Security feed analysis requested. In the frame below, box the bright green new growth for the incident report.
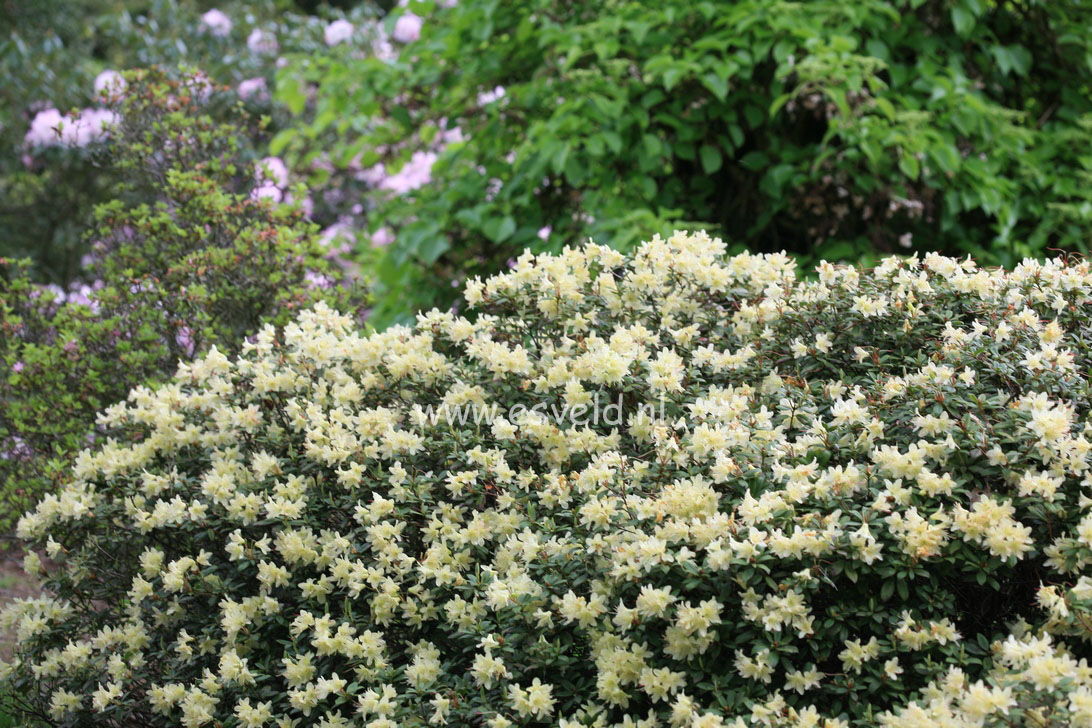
[0,68,363,541]
[4,232,1092,726]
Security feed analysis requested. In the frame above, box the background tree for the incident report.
[277,0,1092,325]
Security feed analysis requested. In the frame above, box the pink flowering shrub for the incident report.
[392,12,422,44]
[199,9,233,37]
[247,29,278,55]
[0,69,364,545]
[324,19,355,46]
[2,0,386,285]
[23,107,118,149]
[4,231,1092,726]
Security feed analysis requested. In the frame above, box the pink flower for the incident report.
[537,226,551,241]
[372,33,397,61]
[380,150,436,194]
[305,271,333,289]
[311,154,335,173]
[357,162,387,187]
[286,193,313,218]
[251,158,295,206]
[440,126,465,144]
[372,227,395,247]
[64,108,119,146]
[176,326,195,357]
[3,436,31,461]
[255,157,290,187]
[182,72,215,102]
[478,86,505,105]
[392,13,423,43]
[24,108,64,147]
[247,28,278,54]
[26,108,118,149]
[319,221,357,253]
[93,70,126,98]
[252,184,282,203]
[200,9,233,37]
[65,284,98,309]
[237,77,268,100]
[324,19,354,46]
[12,362,24,373]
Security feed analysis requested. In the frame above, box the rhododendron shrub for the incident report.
[6,231,1092,726]
[2,0,383,283]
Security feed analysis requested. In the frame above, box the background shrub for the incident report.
[0,68,365,543]
[4,232,1092,726]
[0,0,382,285]
[276,0,1092,326]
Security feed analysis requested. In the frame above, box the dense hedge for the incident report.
[3,231,1092,726]
[0,69,364,541]
[277,0,1092,325]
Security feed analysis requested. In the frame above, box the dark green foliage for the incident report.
[0,68,365,542]
[278,0,1092,326]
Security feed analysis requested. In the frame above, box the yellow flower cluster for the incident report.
[5,231,1092,726]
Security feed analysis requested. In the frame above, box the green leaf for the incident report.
[990,44,1032,77]
[641,89,666,109]
[873,97,896,121]
[399,222,442,263]
[417,235,450,264]
[663,66,686,91]
[551,143,571,175]
[454,206,485,229]
[699,144,723,174]
[642,134,662,158]
[761,164,795,196]
[930,143,961,175]
[702,72,728,102]
[280,80,307,115]
[743,104,763,129]
[728,124,744,148]
[898,153,920,180]
[769,93,792,117]
[880,580,895,601]
[739,151,768,171]
[269,129,296,156]
[482,216,517,243]
[951,5,975,37]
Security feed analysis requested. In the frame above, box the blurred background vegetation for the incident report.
[7,0,1092,315]
[277,0,1092,324]
[0,0,379,285]
[3,0,1092,548]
